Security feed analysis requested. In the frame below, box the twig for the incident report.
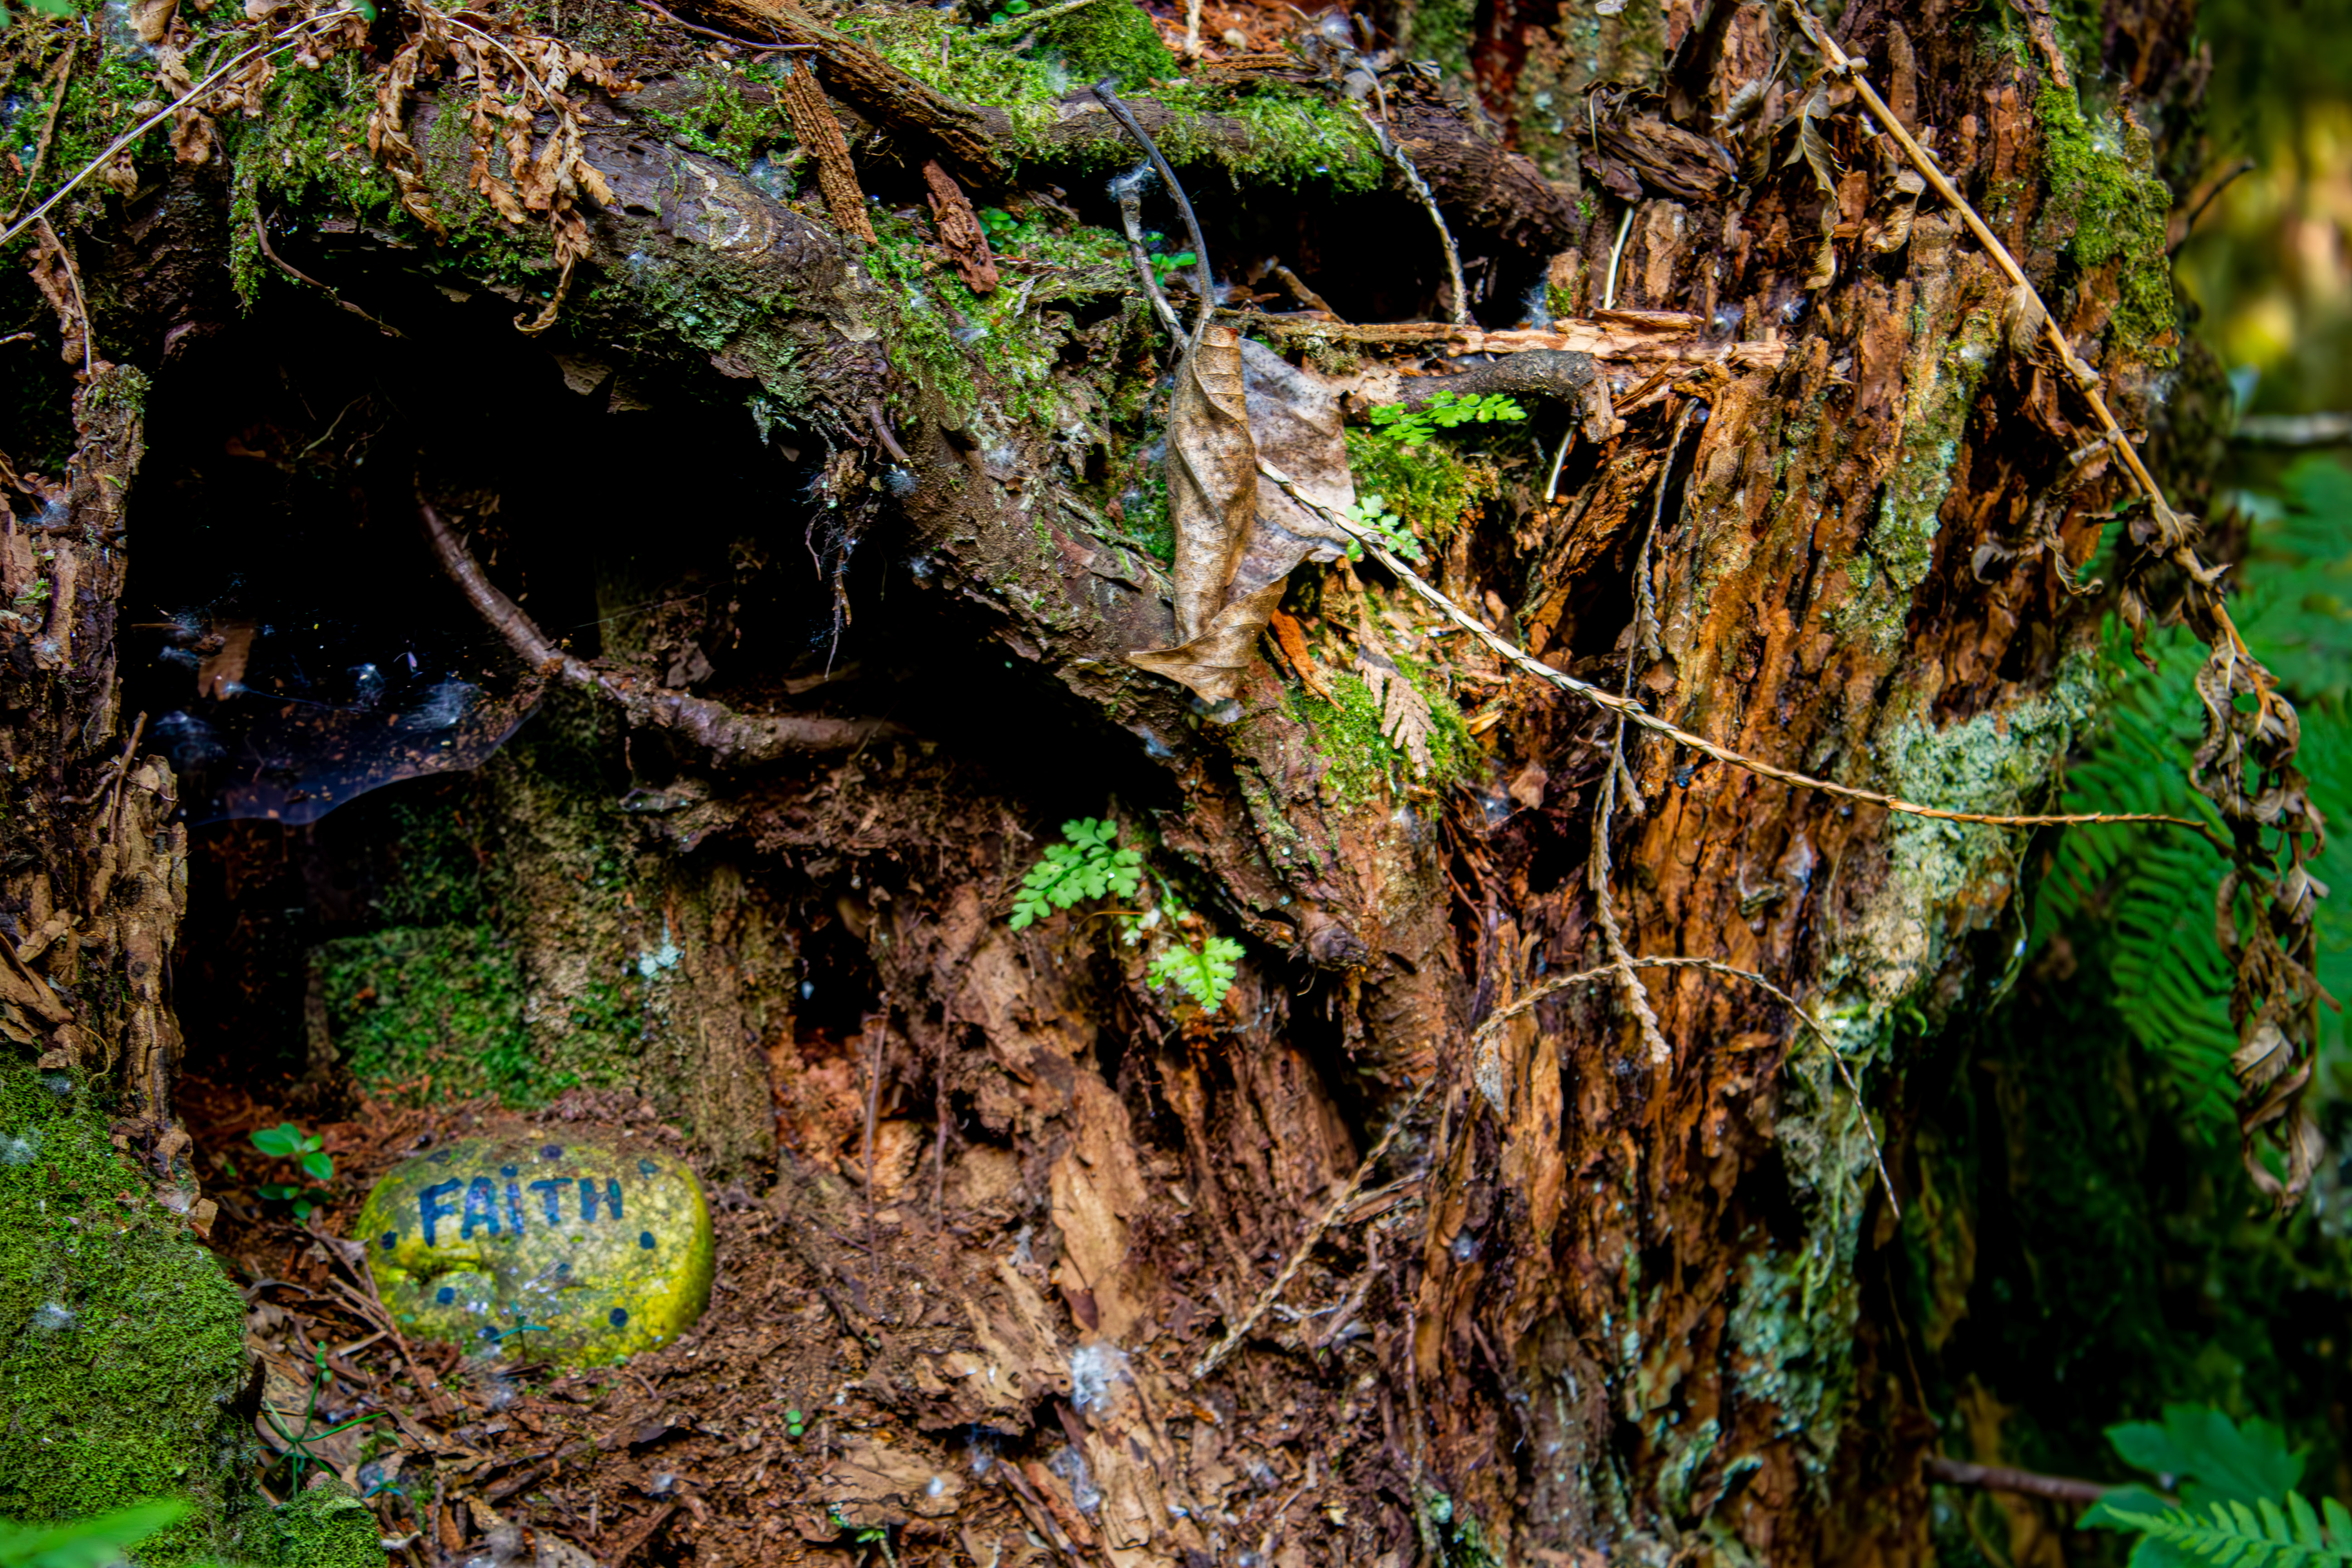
[1474,955,1897,1214]
[1355,107,1470,327]
[1602,206,1635,311]
[1183,0,1201,57]
[2232,412,2352,447]
[1257,459,2215,836]
[67,712,144,808]
[1925,1456,2113,1507]
[1192,1076,1434,1380]
[1109,176,1182,338]
[1092,80,1215,343]
[1587,402,1696,1067]
[38,218,92,380]
[4,40,78,228]
[2171,157,2256,255]
[0,10,361,253]
[979,0,1107,36]
[419,498,897,759]
[627,0,818,50]
[253,213,403,337]
[1542,424,1575,502]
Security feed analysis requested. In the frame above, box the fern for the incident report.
[1147,936,1244,1012]
[2098,1494,2352,1568]
[1009,818,1143,930]
[1365,391,1528,448]
[2037,458,2352,1135]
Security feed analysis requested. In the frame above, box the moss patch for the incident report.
[260,1485,384,1568]
[2035,83,2176,356]
[316,925,566,1105]
[0,1062,254,1564]
[1036,0,1176,90]
[1343,428,1505,546]
[1292,662,1469,807]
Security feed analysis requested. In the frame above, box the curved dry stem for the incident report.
[1261,460,2216,838]
[419,499,899,760]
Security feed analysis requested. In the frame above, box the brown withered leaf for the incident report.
[131,0,176,44]
[196,620,254,701]
[1353,614,1433,776]
[1127,337,1356,701]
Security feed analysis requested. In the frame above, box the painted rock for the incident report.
[354,1134,713,1364]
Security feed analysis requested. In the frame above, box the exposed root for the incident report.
[1356,107,1469,327]
[419,499,899,761]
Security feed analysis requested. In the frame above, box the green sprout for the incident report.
[1148,936,1245,1013]
[262,1347,387,1494]
[1010,818,1144,929]
[249,1121,334,1220]
[1342,493,1425,564]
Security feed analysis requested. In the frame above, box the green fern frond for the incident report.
[1009,818,1144,929]
[2100,1494,2352,1568]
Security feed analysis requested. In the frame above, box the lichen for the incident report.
[2034,82,2177,358]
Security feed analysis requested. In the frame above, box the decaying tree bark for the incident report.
[0,0,2230,1556]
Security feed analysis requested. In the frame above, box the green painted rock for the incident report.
[354,1134,712,1364]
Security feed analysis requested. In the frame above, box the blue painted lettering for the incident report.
[579,1177,624,1222]
[505,1180,525,1235]
[461,1176,501,1239]
[419,1181,463,1246]
[529,1178,567,1224]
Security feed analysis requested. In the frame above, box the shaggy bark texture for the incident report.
[0,0,2220,1558]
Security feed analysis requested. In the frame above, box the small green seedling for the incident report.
[262,1347,387,1493]
[1342,494,1424,564]
[1011,818,1144,929]
[1149,936,1245,1013]
[1366,390,1528,448]
[250,1121,334,1220]
[1150,249,1200,288]
[785,1407,806,1439]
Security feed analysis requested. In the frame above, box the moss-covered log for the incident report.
[0,0,2226,1558]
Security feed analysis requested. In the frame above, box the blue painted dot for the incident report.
[500,1165,518,1178]
[638,1159,657,1176]
[555,1261,571,1275]
[608,1308,629,1327]
[638,1231,655,1250]
[541,1145,563,1160]
[380,1232,396,1251]
[436,1286,455,1304]
[479,1326,499,1340]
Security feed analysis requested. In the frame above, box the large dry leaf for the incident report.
[1126,338,1354,701]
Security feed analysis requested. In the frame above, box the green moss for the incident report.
[1400,0,1475,81]
[853,10,1382,190]
[637,62,796,171]
[317,924,579,1105]
[259,1484,382,1568]
[0,1061,257,1565]
[2035,83,2177,357]
[1343,428,1505,545]
[1036,0,1176,90]
[1292,663,1469,806]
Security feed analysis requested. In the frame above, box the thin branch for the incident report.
[1588,402,1695,1068]
[2171,157,2256,255]
[1258,459,2217,837]
[1192,1075,1436,1380]
[1092,79,1215,343]
[2233,412,2352,447]
[4,40,78,228]
[253,213,403,337]
[418,498,898,760]
[1356,107,1470,327]
[627,0,818,51]
[1602,205,1636,311]
[39,218,92,380]
[0,11,360,254]
[1925,1456,2114,1507]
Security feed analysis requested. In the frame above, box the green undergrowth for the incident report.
[1344,428,1508,547]
[315,924,550,1104]
[0,1061,383,1565]
[636,60,797,172]
[848,6,1382,189]
[1293,662,1470,806]
[2035,81,2177,357]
